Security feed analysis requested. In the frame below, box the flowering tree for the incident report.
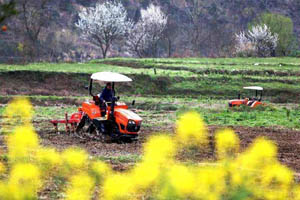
[235,31,256,57]
[76,1,132,58]
[235,24,278,57]
[127,4,167,58]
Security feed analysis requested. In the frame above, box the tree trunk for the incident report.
[102,50,107,59]
[168,37,172,57]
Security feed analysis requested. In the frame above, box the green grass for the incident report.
[96,154,142,164]
[0,63,194,77]
[1,57,300,130]
[1,97,300,129]
[93,57,300,65]
[176,105,300,129]
[1,57,299,74]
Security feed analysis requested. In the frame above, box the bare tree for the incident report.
[127,4,167,58]
[15,0,52,61]
[76,1,132,59]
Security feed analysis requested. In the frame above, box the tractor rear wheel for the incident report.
[75,115,87,133]
[75,115,94,138]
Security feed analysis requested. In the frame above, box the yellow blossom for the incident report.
[193,166,226,199]
[2,97,33,132]
[143,135,175,165]
[176,112,208,146]
[7,163,42,199]
[36,147,61,171]
[0,162,5,174]
[167,164,196,197]
[131,162,160,189]
[261,163,293,199]
[102,173,135,200]
[236,138,277,170]
[7,125,39,162]
[61,148,88,174]
[215,129,239,159]
[91,160,112,182]
[65,172,95,200]
[292,186,300,200]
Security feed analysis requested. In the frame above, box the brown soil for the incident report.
[37,125,300,173]
[0,71,89,96]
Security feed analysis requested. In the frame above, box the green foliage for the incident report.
[290,50,300,57]
[250,13,297,56]
[0,0,17,24]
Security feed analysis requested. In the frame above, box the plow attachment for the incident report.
[50,111,82,133]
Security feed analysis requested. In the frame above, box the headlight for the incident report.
[128,120,136,125]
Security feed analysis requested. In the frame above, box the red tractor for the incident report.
[228,86,264,108]
[51,72,142,141]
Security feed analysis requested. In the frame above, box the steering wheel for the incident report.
[104,101,112,107]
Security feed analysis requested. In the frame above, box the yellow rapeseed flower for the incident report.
[167,164,196,197]
[292,186,300,200]
[176,112,208,147]
[0,162,5,174]
[215,129,239,159]
[0,182,9,199]
[7,125,39,163]
[36,147,61,171]
[7,163,41,199]
[91,160,112,183]
[65,172,95,200]
[143,135,175,165]
[61,148,88,174]
[3,97,33,132]
[194,166,226,199]
[131,162,160,190]
[236,138,277,170]
[102,173,135,200]
[261,163,294,200]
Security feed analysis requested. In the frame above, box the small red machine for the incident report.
[228,86,264,108]
[50,72,142,141]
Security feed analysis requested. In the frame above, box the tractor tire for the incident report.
[75,115,87,133]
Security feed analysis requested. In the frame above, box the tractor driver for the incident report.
[98,83,114,116]
[99,82,113,103]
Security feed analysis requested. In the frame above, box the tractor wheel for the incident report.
[75,115,93,138]
[76,115,87,133]
[95,129,112,143]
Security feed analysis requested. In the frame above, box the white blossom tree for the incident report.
[235,31,256,57]
[127,4,167,57]
[248,24,278,57]
[76,1,132,58]
[235,24,278,57]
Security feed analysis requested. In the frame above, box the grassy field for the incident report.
[2,57,300,199]
[0,57,300,130]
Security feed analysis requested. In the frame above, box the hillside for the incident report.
[1,0,300,61]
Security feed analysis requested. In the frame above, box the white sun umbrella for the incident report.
[91,72,132,83]
[243,86,263,91]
